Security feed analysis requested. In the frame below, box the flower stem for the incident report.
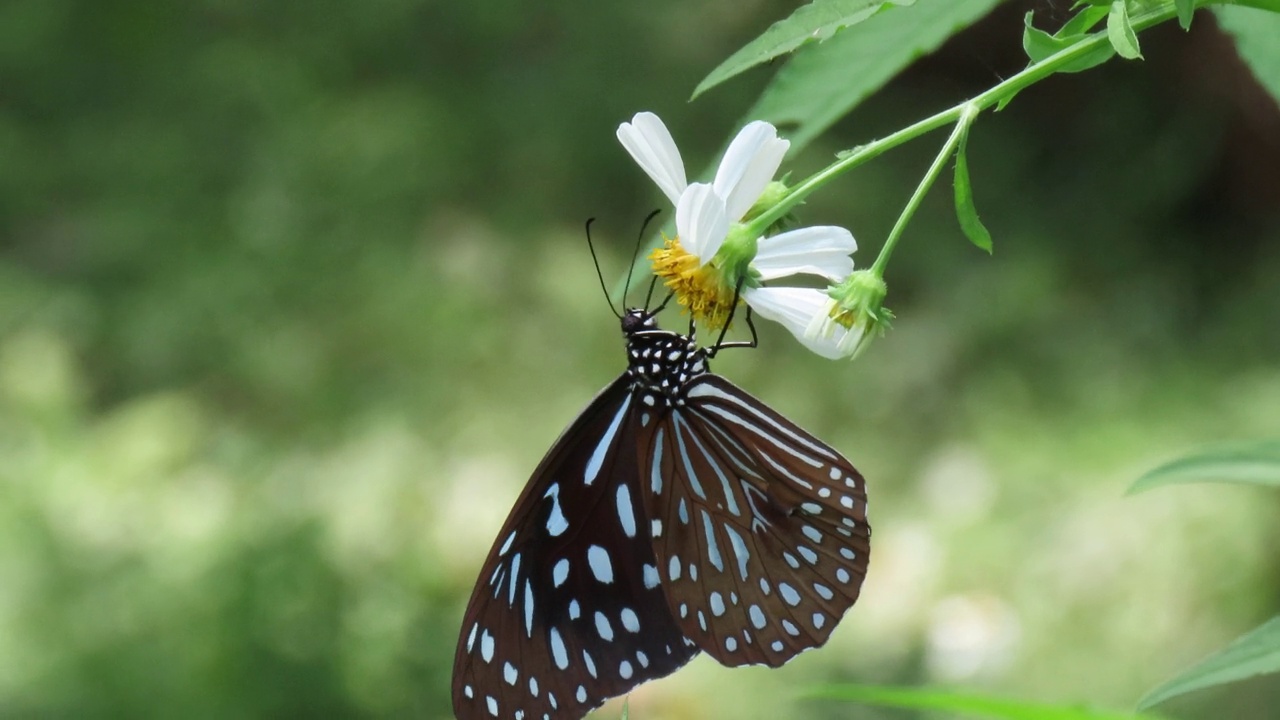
[740,1,1184,239]
[871,103,978,276]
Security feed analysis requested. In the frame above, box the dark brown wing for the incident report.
[452,376,697,720]
[635,374,870,668]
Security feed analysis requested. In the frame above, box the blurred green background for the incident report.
[2,0,1278,718]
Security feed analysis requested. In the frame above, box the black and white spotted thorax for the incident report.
[621,308,709,409]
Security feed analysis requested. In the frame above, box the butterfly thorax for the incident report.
[621,309,709,409]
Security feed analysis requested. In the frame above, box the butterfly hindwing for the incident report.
[636,375,870,667]
[452,377,698,720]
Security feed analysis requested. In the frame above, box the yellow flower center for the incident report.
[827,305,859,330]
[649,236,737,330]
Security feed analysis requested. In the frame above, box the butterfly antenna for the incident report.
[624,209,662,308]
[643,274,661,311]
[585,218,622,319]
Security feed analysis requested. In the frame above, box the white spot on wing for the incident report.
[585,396,632,485]
[798,545,818,564]
[524,581,534,637]
[594,611,614,641]
[587,545,614,584]
[650,427,665,494]
[498,531,516,556]
[724,524,750,580]
[700,510,724,572]
[508,553,522,605]
[616,484,636,537]
[710,592,725,617]
[620,607,640,633]
[544,484,568,537]
[779,583,801,607]
[643,564,660,589]
[549,627,569,670]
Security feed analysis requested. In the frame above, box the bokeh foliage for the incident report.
[1,0,1278,718]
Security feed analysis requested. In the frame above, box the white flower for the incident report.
[745,287,870,359]
[617,112,857,330]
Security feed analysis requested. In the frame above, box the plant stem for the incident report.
[741,2,1183,238]
[870,104,978,276]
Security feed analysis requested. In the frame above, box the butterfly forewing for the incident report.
[636,375,870,668]
[452,377,697,720]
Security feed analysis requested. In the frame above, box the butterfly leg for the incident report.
[708,281,759,356]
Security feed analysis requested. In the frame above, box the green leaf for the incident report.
[807,684,1168,720]
[1138,617,1280,709]
[1058,3,1112,35]
[745,0,1003,154]
[1214,5,1280,108]
[1022,11,1116,73]
[1175,0,1196,29]
[1128,441,1280,494]
[952,123,993,253]
[1106,0,1143,60]
[692,0,915,100]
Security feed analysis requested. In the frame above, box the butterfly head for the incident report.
[621,307,658,335]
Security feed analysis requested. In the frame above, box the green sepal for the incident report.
[710,225,761,291]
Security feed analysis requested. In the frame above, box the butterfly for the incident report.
[451,299,871,720]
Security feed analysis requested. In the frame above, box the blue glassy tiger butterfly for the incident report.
[452,224,870,720]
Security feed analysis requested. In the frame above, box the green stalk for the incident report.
[870,103,978,275]
[739,1,1185,239]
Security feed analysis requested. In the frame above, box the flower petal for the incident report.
[617,112,687,206]
[743,287,852,359]
[713,121,790,222]
[753,226,857,281]
[676,183,729,263]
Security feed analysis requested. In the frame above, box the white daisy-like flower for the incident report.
[746,287,870,359]
[617,112,857,331]
[752,269,890,359]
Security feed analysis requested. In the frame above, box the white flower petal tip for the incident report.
[676,183,729,262]
[617,112,687,206]
[753,226,857,282]
[805,310,871,360]
[715,121,791,223]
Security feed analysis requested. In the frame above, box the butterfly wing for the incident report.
[636,374,870,667]
[452,376,698,720]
